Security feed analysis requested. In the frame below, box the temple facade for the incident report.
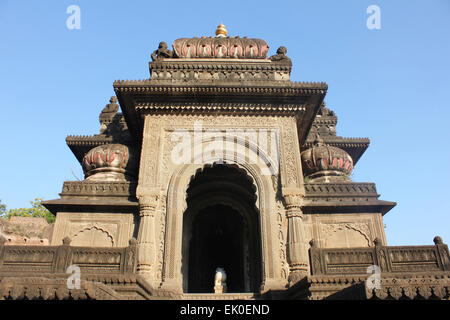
[0,25,448,300]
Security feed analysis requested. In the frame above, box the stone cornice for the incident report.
[304,136,370,146]
[135,102,307,116]
[150,59,291,71]
[304,183,379,198]
[66,135,114,146]
[310,117,337,125]
[302,182,396,215]
[60,181,137,198]
[113,80,328,94]
[149,59,292,82]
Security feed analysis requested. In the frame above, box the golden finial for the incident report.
[215,23,227,37]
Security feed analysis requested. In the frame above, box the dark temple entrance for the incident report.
[188,204,244,293]
[182,164,262,293]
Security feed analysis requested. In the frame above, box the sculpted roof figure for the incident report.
[151,41,174,61]
[270,46,292,64]
[100,96,119,114]
[99,96,119,134]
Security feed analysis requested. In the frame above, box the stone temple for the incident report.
[0,25,448,300]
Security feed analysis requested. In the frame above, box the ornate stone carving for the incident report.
[301,135,353,182]
[136,195,157,275]
[309,239,450,277]
[51,212,134,248]
[282,190,309,285]
[172,36,269,59]
[151,41,174,61]
[61,181,137,198]
[269,46,292,65]
[275,200,289,280]
[71,225,115,247]
[99,96,119,133]
[82,144,137,181]
[319,222,372,248]
[279,117,301,187]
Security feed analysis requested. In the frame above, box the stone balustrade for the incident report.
[309,237,450,275]
[0,236,138,275]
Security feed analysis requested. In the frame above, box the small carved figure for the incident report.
[100,96,119,114]
[151,41,174,61]
[269,46,292,64]
[214,267,227,294]
[99,96,120,133]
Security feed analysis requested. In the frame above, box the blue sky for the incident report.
[0,0,449,246]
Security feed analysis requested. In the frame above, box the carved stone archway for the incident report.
[181,164,262,293]
[160,140,286,294]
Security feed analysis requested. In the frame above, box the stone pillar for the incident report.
[283,192,309,285]
[136,194,158,278]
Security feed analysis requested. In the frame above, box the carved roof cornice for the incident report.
[150,59,291,71]
[149,59,292,82]
[303,137,370,149]
[304,182,379,198]
[114,80,327,143]
[66,134,136,163]
[311,116,338,125]
[135,102,306,116]
[60,181,137,199]
[42,181,138,214]
[302,182,396,215]
[113,80,328,95]
[66,134,114,146]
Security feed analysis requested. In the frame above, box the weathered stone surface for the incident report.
[0,217,53,246]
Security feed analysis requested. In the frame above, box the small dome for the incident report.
[82,144,137,181]
[301,136,353,182]
[215,23,227,37]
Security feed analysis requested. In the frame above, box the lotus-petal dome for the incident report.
[82,144,137,181]
[301,136,353,182]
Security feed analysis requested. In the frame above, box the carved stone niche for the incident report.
[315,219,373,249]
[51,212,135,247]
[321,223,371,248]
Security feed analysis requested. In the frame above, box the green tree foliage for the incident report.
[1,198,55,224]
[0,200,6,216]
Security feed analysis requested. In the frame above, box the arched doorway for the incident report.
[182,164,262,293]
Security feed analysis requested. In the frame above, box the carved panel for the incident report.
[51,212,135,248]
[310,213,386,249]
[278,117,301,188]
[320,223,371,248]
[71,227,114,247]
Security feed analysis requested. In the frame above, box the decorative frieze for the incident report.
[61,181,137,198]
[304,183,378,197]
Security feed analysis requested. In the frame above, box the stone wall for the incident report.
[0,217,53,246]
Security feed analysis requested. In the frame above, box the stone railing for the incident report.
[309,237,450,275]
[0,236,138,275]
